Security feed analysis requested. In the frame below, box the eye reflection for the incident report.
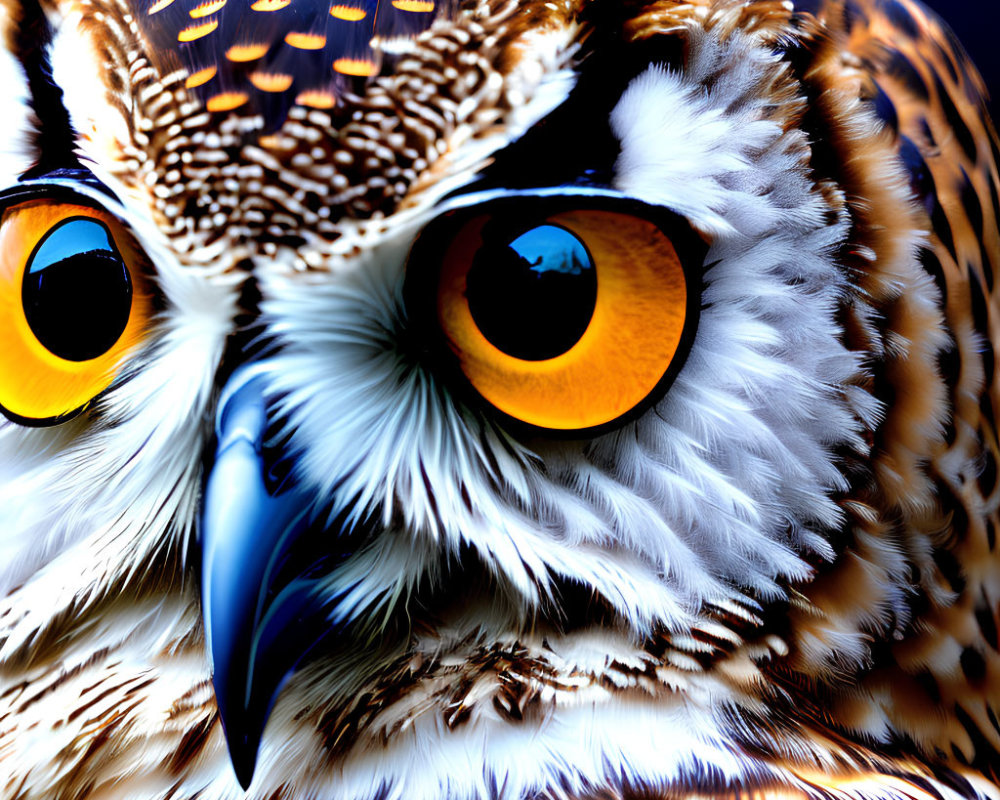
[465,223,596,361]
[22,218,132,362]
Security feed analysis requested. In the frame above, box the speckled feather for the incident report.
[132,0,454,121]
[778,0,1000,779]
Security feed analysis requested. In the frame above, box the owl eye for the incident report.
[23,218,133,361]
[407,192,705,434]
[465,223,597,361]
[0,200,151,426]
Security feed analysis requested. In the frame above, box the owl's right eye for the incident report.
[0,200,152,426]
[406,191,707,435]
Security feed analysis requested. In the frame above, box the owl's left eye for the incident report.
[407,192,706,434]
[0,200,152,426]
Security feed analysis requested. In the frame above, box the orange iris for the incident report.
[430,206,699,432]
[0,201,151,424]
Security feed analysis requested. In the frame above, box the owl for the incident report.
[0,0,998,797]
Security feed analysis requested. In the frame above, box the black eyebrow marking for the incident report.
[448,20,689,200]
[470,64,624,193]
[9,0,81,179]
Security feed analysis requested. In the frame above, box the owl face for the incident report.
[2,0,997,797]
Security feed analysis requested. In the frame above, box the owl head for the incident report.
[2,0,997,796]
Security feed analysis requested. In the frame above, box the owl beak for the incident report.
[200,367,332,789]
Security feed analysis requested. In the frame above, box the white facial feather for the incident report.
[0,13,33,186]
[251,28,865,647]
[0,188,238,640]
[0,6,248,602]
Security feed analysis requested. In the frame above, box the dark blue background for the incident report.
[922,0,998,110]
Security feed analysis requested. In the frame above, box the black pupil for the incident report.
[22,218,132,362]
[466,223,596,361]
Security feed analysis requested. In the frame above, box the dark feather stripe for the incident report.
[7,0,80,177]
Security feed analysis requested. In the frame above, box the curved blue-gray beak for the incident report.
[200,367,335,789]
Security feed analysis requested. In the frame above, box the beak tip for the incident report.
[232,749,259,791]
[216,700,264,790]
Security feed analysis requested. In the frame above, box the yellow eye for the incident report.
[0,200,151,425]
[409,195,705,433]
